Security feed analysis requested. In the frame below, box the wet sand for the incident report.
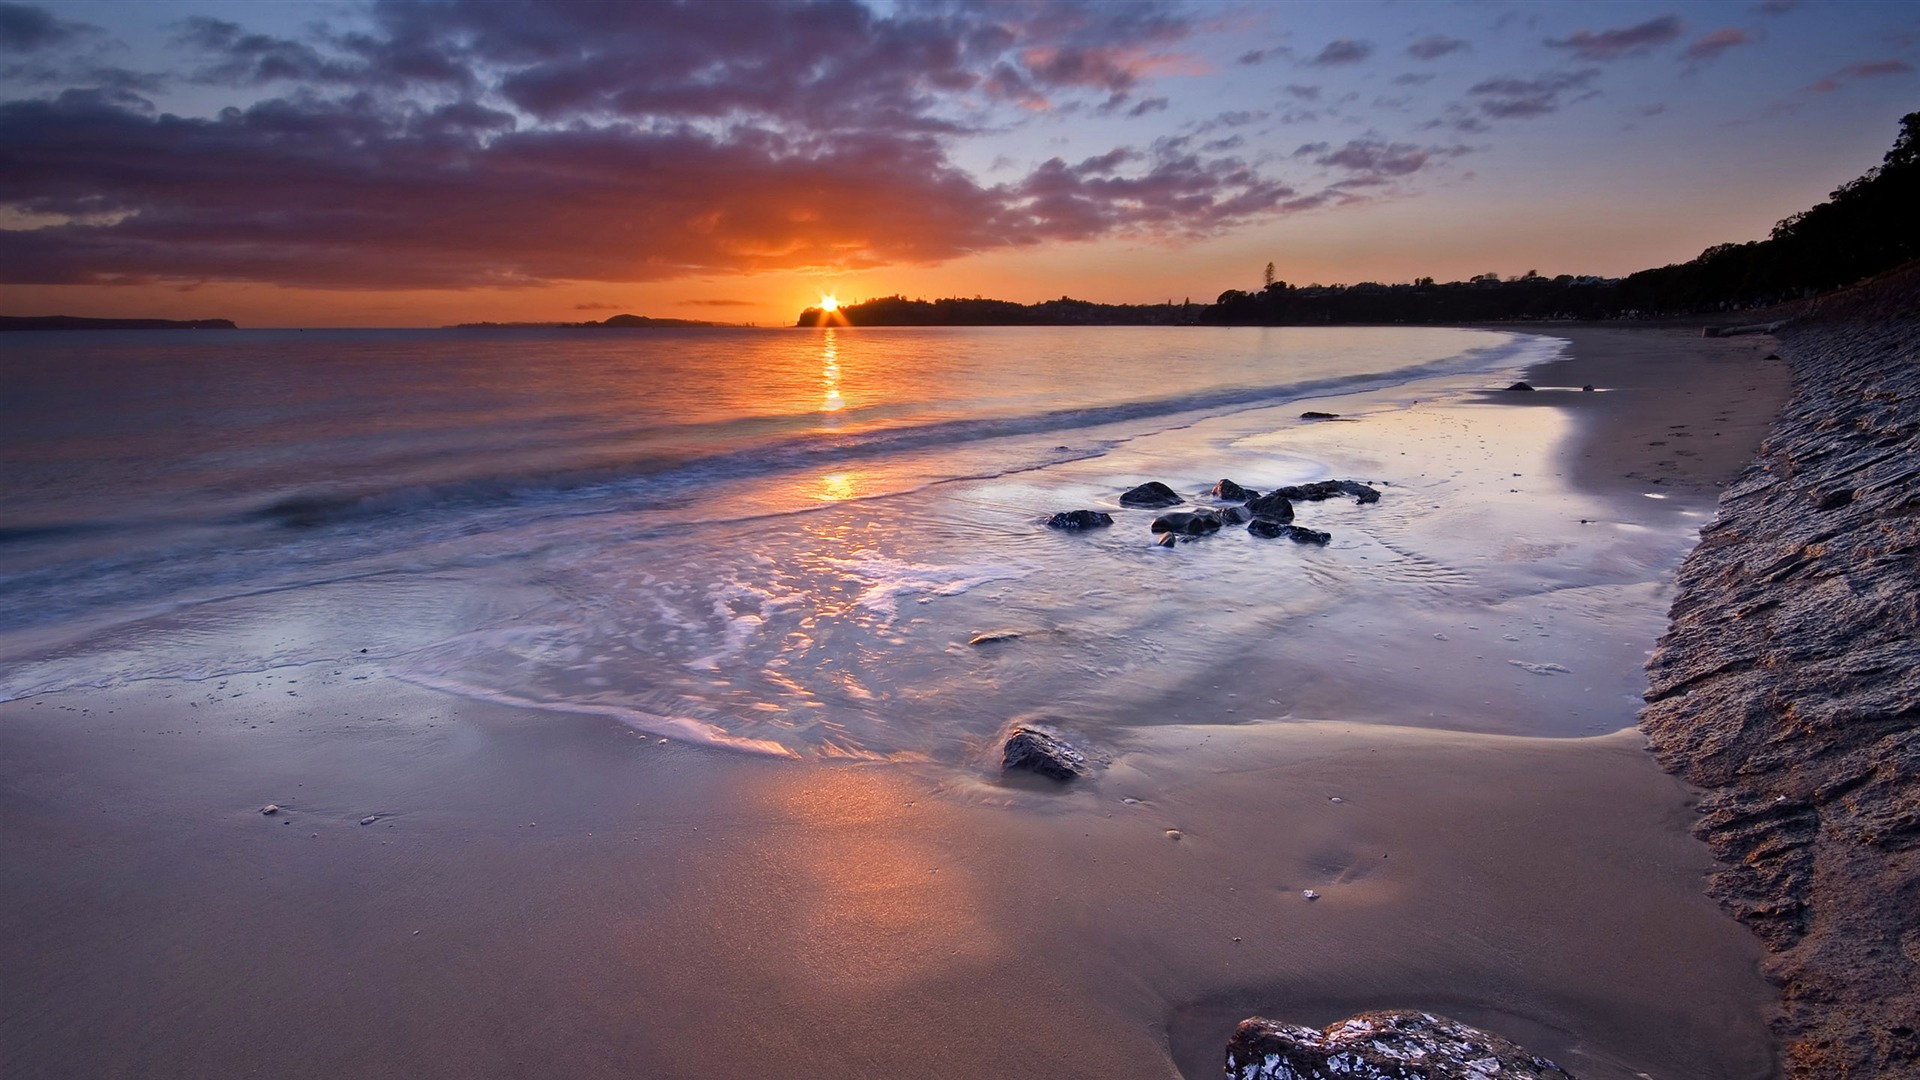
[0,325,1794,1080]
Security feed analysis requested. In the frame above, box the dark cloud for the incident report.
[680,298,756,307]
[1406,35,1469,60]
[1236,47,1272,66]
[1308,39,1372,66]
[1285,84,1320,101]
[1805,59,1914,93]
[0,2,91,52]
[1393,73,1435,86]
[0,1,1318,288]
[1315,139,1430,178]
[1684,28,1753,63]
[1468,69,1601,118]
[1545,15,1684,60]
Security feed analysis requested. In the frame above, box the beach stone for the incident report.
[1266,480,1381,505]
[1220,505,1253,525]
[1046,509,1113,530]
[1300,411,1341,419]
[1225,1011,1577,1080]
[1001,725,1088,781]
[1151,510,1222,536]
[260,803,280,815]
[1211,479,1260,502]
[1118,481,1182,508]
[968,630,1022,646]
[1249,521,1331,544]
[1155,532,1178,548]
[1506,381,1536,391]
[1244,491,1295,522]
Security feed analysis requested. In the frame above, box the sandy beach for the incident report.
[0,326,1796,1080]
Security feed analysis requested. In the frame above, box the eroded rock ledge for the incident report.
[1639,312,1920,1077]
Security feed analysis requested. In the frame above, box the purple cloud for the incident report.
[1316,139,1430,177]
[1545,15,1684,60]
[1805,59,1914,93]
[1468,69,1601,118]
[0,1,92,52]
[1407,35,1469,60]
[1684,28,1753,63]
[1308,39,1372,66]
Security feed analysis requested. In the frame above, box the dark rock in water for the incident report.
[1155,532,1177,548]
[1226,1011,1577,1080]
[1300,411,1340,420]
[1582,384,1595,392]
[1151,510,1222,536]
[1249,521,1330,544]
[1001,725,1087,781]
[1506,381,1536,391]
[1118,481,1181,508]
[1211,479,1259,502]
[968,630,1022,646]
[1244,491,1295,523]
[1046,509,1113,530]
[1267,480,1380,505]
[1220,505,1252,525]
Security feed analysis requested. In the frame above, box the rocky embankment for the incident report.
[1639,298,1920,1076]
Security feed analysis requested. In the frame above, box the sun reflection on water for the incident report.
[820,327,845,413]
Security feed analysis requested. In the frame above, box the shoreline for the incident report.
[0,324,1797,1080]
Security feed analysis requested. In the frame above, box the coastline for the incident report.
[0,325,1795,1080]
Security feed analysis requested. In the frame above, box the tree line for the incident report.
[796,112,1919,327]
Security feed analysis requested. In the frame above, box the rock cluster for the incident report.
[1639,313,1920,1077]
[1225,1011,1576,1080]
[1050,477,1378,547]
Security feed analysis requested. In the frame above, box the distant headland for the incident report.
[0,315,238,331]
[452,314,727,329]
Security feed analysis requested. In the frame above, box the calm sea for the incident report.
[0,325,1559,758]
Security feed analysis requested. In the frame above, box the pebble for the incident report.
[1166,829,1183,841]
[261,804,280,815]
[1302,889,1320,901]
[1328,796,1344,804]
[360,815,377,825]
[1122,797,1140,805]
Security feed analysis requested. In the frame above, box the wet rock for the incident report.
[1001,725,1087,781]
[1220,505,1253,525]
[260,804,281,816]
[1046,509,1113,530]
[1249,521,1331,544]
[1211,479,1260,502]
[1118,481,1181,508]
[1267,480,1381,505]
[1582,384,1596,392]
[1151,510,1222,536]
[360,815,378,826]
[1243,491,1295,523]
[1300,411,1340,420]
[968,630,1022,646]
[1155,532,1178,548]
[1506,381,1536,391]
[1225,1011,1577,1080]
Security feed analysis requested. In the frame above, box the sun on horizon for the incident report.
[818,294,839,312]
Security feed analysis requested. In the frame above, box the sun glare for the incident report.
[819,294,840,312]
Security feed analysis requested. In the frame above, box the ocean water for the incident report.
[1,324,1603,759]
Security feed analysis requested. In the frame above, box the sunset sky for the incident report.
[1,0,1914,328]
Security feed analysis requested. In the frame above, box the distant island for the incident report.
[453,313,726,329]
[0,315,237,331]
